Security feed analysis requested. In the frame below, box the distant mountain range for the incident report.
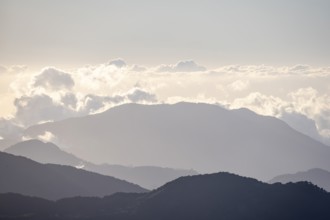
[0,151,147,200]
[269,168,330,192]
[1,172,329,220]
[4,139,197,189]
[24,102,330,180]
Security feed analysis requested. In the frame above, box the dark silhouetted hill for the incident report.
[269,168,330,192]
[1,172,330,220]
[0,151,147,200]
[4,139,198,189]
[24,102,330,180]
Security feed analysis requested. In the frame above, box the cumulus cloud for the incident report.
[76,62,127,91]
[37,131,57,143]
[126,88,157,103]
[13,94,76,127]
[79,94,123,114]
[33,67,74,91]
[230,92,289,116]
[108,58,127,68]
[61,92,78,109]
[79,88,157,114]
[11,80,158,127]
[157,60,206,72]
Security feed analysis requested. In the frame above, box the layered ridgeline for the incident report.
[4,140,197,189]
[1,172,330,220]
[0,151,147,200]
[269,168,330,192]
[24,102,330,181]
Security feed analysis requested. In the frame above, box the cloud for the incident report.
[108,58,127,68]
[13,94,76,127]
[126,88,157,103]
[37,131,57,143]
[228,80,250,91]
[76,62,127,91]
[80,88,157,114]
[131,64,147,72]
[230,92,289,116]
[33,67,75,91]
[79,94,124,114]
[288,64,311,73]
[157,60,206,72]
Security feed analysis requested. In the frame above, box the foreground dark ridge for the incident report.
[0,151,147,200]
[1,172,329,220]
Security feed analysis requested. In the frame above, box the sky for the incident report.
[0,0,330,145]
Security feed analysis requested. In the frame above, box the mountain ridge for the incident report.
[269,168,330,192]
[23,102,330,181]
[1,171,329,220]
[0,151,147,200]
[4,139,198,189]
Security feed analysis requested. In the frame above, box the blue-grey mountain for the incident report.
[269,168,330,192]
[24,102,330,180]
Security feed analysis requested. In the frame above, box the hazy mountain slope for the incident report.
[1,172,330,220]
[0,139,18,151]
[24,102,330,180]
[269,168,330,192]
[4,139,82,166]
[87,163,197,189]
[0,151,147,200]
[4,139,198,189]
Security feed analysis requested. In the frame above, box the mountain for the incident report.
[269,168,330,192]
[0,138,18,151]
[24,102,330,180]
[1,172,330,220]
[0,151,147,200]
[4,139,82,166]
[4,139,198,189]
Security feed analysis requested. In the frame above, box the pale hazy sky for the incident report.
[1,0,330,69]
[0,0,330,146]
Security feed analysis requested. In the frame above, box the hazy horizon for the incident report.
[1,1,330,147]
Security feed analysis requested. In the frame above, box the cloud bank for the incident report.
[1,59,329,146]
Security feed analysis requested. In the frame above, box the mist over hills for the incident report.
[0,151,147,200]
[4,139,197,189]
[269,168,330,192]
[1,172,329,220]
[24,102,330,181]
